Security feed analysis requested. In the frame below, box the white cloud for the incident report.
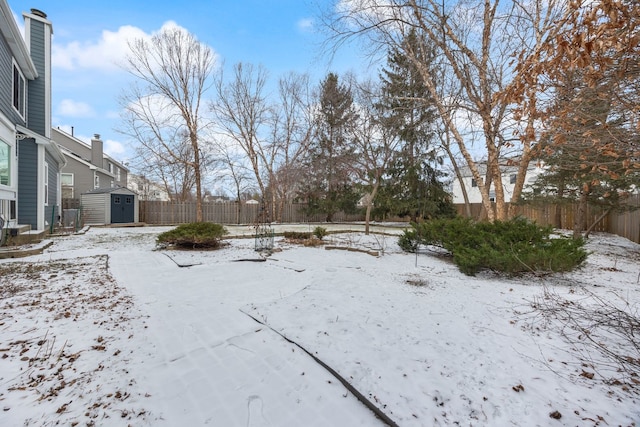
[56,99,96,118]
[104,139,126,158]
[296,18,314,33]
[52,24,148,72]
[51,21,199,73]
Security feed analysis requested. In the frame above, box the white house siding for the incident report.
[451,164,545,205]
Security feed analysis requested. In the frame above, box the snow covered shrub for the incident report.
[156,222,227,249]
[313,226,328,240]
[399,217,587,276]
[398,227,420,252]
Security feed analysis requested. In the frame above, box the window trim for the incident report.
[61,173,74,186]
[0,139,11,187]
[12,61,26,119]
[44,162,49,206]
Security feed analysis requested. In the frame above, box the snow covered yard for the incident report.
[0,225,639,426]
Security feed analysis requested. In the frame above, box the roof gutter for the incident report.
[0,2,37,79]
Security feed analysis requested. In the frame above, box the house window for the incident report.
[61,173,74,186]
[510,174,517,184]
[12,63,26,118]
[110,180,114,187]
[94,175,100,189]
[108,163,114,173]
[471,179,478,187]
[0,140,11,186]
[44,162,49,206]
[116,167,121,181]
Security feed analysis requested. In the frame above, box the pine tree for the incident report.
[300,73,359,222]
[375,30,452,221]
[525,69,639,238]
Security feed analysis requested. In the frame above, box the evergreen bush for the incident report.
[313,226,328,240]
[157,222,227,249]
[399,217,587,276]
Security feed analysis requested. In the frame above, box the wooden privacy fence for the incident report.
[455,195,640,244]
[138,197,639,244]
[139,201,365,225]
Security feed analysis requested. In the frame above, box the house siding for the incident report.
[44,148,59,226]
[81,193,109,224]
[52,128,130,198]
[17,138,38,228]
[26,21,46,135]
[0,30,25,126]
[64,157,95,196]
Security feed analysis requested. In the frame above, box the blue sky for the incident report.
[9,0,367,165]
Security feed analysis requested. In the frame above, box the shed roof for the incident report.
[83,186,137,196]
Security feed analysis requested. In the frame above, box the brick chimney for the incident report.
[91,134,104,168]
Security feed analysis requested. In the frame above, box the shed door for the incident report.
[111,194,134,223]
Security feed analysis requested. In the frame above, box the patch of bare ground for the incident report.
[0,255,152,425]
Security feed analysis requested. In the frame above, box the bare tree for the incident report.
[212,65,315,222]
[215,140,254,223]
[322,0,566,221]
[120,25,215,221]
[267,72,315,221]
[212,63,271,204]
[351,78,402,234]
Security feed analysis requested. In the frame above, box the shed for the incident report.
[81,187,139,225]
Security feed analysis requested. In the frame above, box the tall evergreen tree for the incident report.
[524,69,639,238]
[301,73,359,221]
[375,30,453,221]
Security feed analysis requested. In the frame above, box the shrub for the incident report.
[283,231,312,240]
[399,217,587,276]
[313,226,328,240]
[398,227,420,252]
[157,222,227,249]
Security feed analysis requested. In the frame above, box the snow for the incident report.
[1,224,639,426]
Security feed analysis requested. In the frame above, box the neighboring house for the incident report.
[0,4,65,233]
[127,173,170,201]
[52,128,128,202]
[451,161,545,205]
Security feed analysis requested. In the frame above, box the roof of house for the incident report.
[52,128,129,171]
[0,1,37,79]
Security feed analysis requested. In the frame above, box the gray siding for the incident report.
[63,156,94,196]
[17,138,38,228]
[44,149,59,227]
[81,193,109,224]
[0,27,26,125]
[27,21,46,135]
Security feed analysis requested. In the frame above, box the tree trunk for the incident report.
[555,179,566,228]
[584,207,611,239]
[191,132,203,222]
[573,189,589,239]
[363,185,380,236]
